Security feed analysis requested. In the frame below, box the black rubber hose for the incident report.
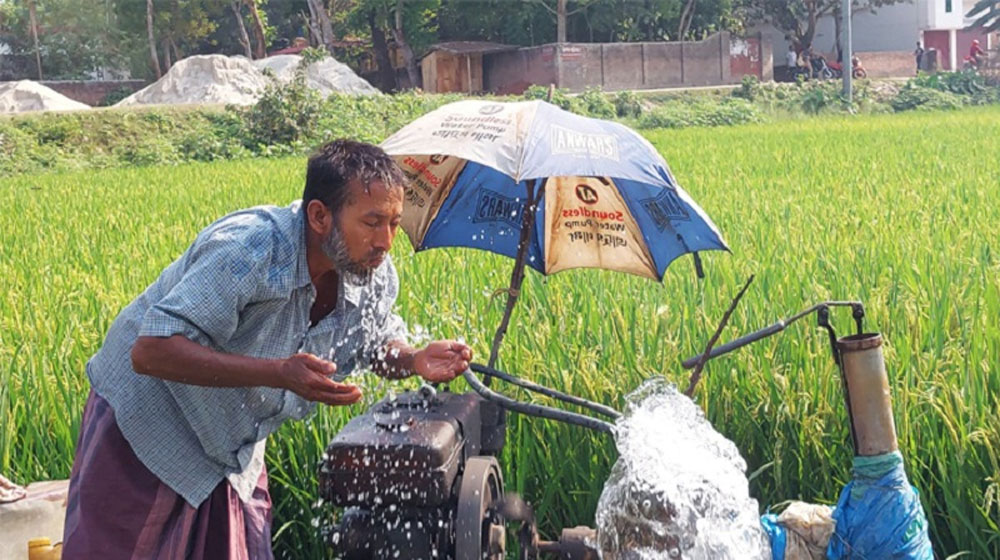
[470,363,621,419]
[462,368,617,434]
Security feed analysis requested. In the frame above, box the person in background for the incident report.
[914,41,925,75]
[969,39,986,69]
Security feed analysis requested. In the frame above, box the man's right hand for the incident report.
[279,353,362,406]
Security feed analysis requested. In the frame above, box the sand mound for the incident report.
[115,54,268,107]
[0,81,91,113]
[115,53,378,108]
[254,54,380,96]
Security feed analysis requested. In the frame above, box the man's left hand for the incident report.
[414,341,472,383]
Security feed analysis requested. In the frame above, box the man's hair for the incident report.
[303,139,406,216]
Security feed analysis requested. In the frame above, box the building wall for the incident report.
[40,80,146,106]
[756,2,923,62]
[480,32,767,94]
[923,29,953,69]
[482,48,557,95]
[421,51,486,93]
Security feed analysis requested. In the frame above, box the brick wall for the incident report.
[39,80,147,107]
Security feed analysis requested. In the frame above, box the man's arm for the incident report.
[132,335,362,406]
[372,339,472,383]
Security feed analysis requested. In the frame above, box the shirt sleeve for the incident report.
[138,224,271,348]
[360,257,409,365]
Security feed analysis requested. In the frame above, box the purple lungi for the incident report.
[62,391,274,560]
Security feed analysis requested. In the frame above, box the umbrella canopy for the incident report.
[381,99,728,281]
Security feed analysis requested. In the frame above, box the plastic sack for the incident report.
[761,502,834,560]
[827,451,933,559]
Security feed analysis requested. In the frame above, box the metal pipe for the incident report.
[837,333,898,456]
[681,301,864,369]
[462,368,616,434]
[471,363,621,419]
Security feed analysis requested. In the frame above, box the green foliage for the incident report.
[613,90,643,118]
[890,85,964,112]
[576,87,617,119]
[638,98,761,128]
[522,84,574,111]
[912,71,987,95]
[733,75,762,101]
[800,83,838,114]
[241,57,326,147]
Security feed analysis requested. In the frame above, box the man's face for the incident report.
[321,179,403,281]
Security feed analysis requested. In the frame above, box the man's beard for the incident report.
[320,226,384,286]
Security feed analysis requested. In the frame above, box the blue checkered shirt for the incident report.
[87,200,407,507]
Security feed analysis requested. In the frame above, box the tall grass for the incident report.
[2,108,998,557]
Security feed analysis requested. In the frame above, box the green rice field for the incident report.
[2,107,999,557]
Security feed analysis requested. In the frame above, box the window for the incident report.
[945,0,952,13]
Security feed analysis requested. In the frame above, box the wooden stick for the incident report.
[684,275,755,397]
[487,179,540,370]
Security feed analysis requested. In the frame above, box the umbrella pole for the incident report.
[487,179,541,371]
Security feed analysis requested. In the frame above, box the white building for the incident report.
[760,0,994,71]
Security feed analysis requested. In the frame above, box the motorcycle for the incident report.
[810,54,835,80]
[828,55,868,79]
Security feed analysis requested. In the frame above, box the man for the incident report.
[914,41,925,74]
[62,139,472,559]
[969,39,986,69]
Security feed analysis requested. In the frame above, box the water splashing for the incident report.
[596,378,769,559]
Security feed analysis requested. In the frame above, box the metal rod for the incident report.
[463,368,616,434]
[842,0,853,102]
[471,363,621,419]
[680,301,864,369]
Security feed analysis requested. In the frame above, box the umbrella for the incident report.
[380,99,728,367]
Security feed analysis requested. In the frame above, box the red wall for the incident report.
[730,37,763,79]
[923,30,951,70]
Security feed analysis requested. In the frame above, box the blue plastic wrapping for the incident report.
[827,451,933,559]
[760,513,787,560]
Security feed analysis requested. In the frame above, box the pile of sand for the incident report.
[253,54,380,96]
[115,55,269,107]
[116,53,378,107]
[0,81,91,113]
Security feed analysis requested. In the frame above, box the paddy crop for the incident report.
[2,107,998,557]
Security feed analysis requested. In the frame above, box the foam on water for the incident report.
[595,378,770,559]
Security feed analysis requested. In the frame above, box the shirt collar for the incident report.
[292,201,314,290]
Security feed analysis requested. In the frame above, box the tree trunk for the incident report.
[162,37,172,70]
[244,0,267,59]
[26,0,42,80]
[231,1,253,58]
[556,0,567,43]
[369,10,397,91]
[146,0,162,79]
[677,0,697,41]
[393,0,421,89]
[170,34,181,64]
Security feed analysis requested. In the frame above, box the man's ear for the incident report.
[306,199,333,237]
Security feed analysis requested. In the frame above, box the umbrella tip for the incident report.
[693,252,704,280]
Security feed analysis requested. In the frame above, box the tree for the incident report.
[146,0,162,78]
[230,1,253,58]
[392,0,420,88]
[739,0,904,52]
[244,0,267,58]
[26,0,42,79]
[968,0,1000,33]
[533,0,596,43]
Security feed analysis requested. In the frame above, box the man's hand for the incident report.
[279,353,362,406]
[413,341,472,384]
